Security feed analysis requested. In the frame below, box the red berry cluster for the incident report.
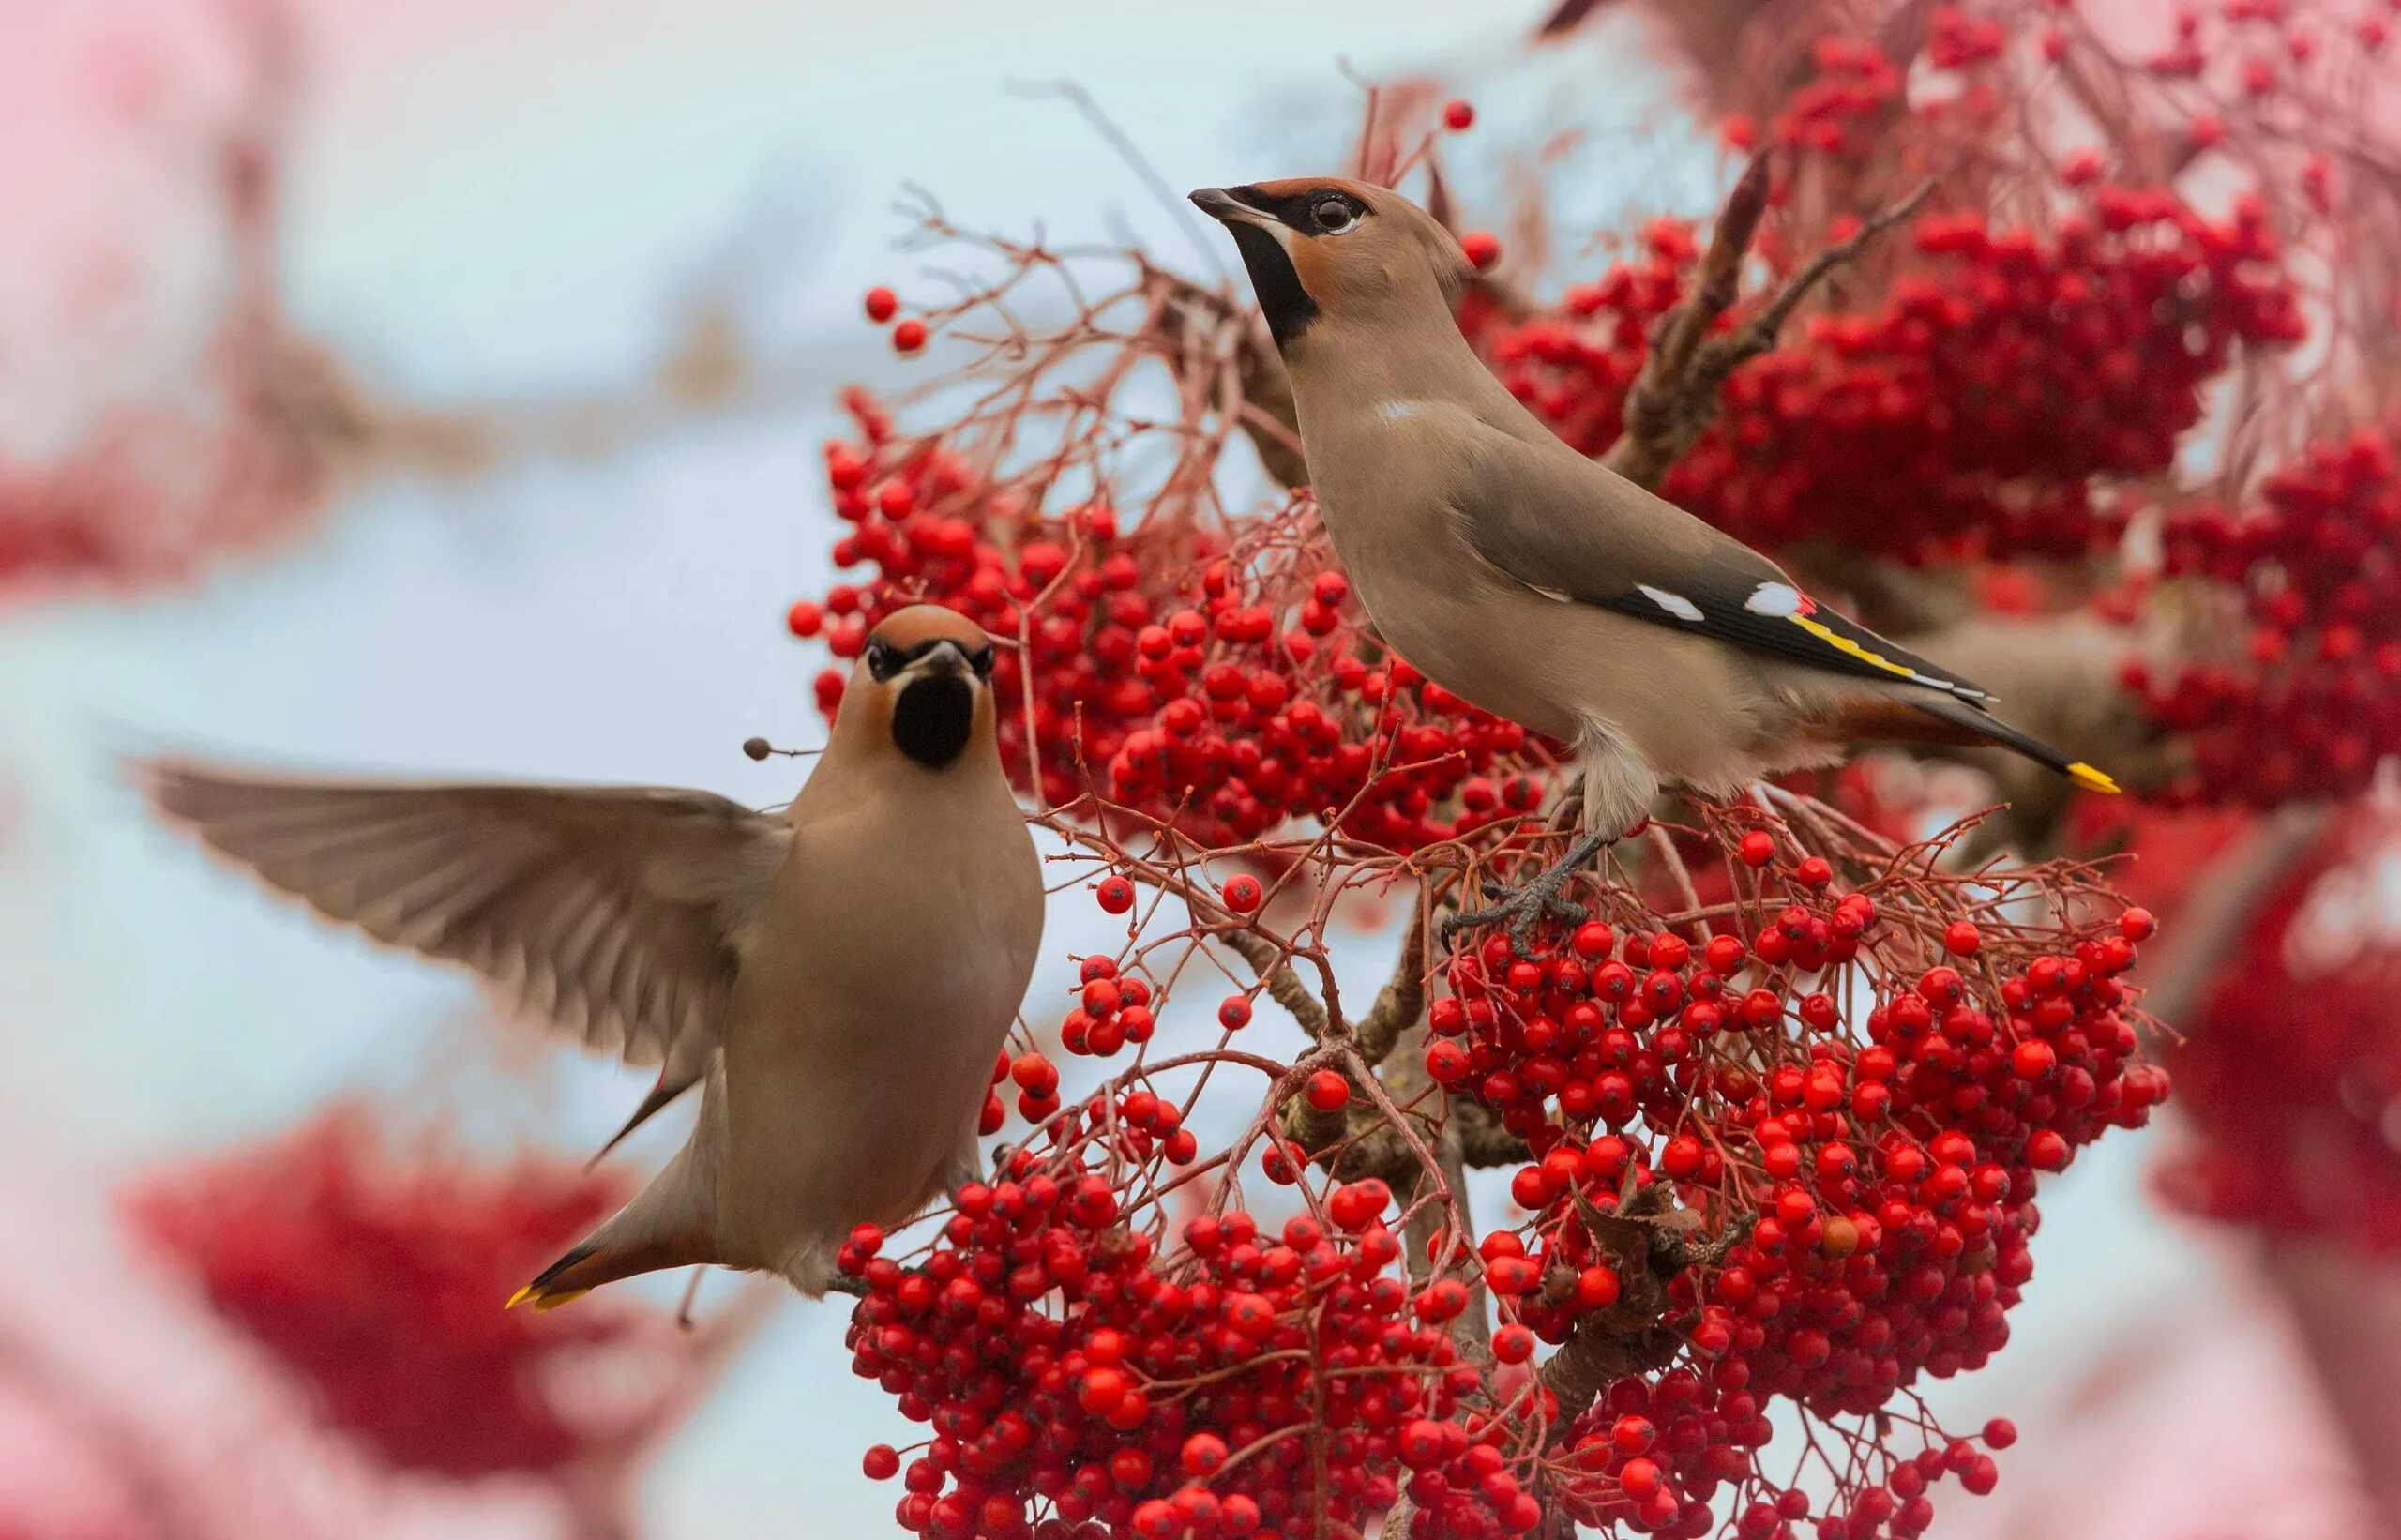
[1544,1377,2018,1539]
[2153,805,2401,1250]
[842,1132,1487,1540]
[122,1103,671,1477]
[1486,189,2301,563]
[1420,829,2161,1533]
[1769,36,1904,159]
[2137,426,2401,805]
[796,393,1544,852]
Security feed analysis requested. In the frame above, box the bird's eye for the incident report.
[866,640,898,679]
[969,644,996,680]
[1313,198,1356,234]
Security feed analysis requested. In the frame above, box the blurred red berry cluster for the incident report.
[124,1104,670,1479]
[2142,427,2401,806]
[2154,804,2401,1250]
[1485,191,2300,564]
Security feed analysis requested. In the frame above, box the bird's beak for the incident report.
[902,640,974,680]
[1189,187,1271,229]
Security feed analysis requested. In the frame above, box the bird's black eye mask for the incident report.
[865,637,997,683]
[1219,185,1371,349]
[1227,184,1369,236]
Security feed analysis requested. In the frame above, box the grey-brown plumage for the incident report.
[140,603,1044,1308]
[1190,178,2118,855]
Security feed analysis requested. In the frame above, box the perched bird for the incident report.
[140,604,1044,1308]
[1191,178,2116,938]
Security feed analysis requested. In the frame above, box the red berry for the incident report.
[891,318,928,353]
[1426,1039,1472,1082]
[1095,875,1135,914]
[1460,229,1502,269]
[1327,1178,1391,1231]
[1218,994,1253,1031]
[1222,874,1264,913]
[1442,98,1476,131]
[1180,1432,1228,1477]
[1739,830,1776,867]
[784,599,824,639]
[1945,920,1983,956]
[1305,1070,1351,1111]
[863,285,899,323]
[863,1443,900,1480]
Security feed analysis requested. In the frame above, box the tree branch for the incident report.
[1220,927,1332,1037]
[1355,884,1433,1066]
[1148,264,1309,489]
[2255,1240,2401,1534]
[1603,172,1934,490]
[1609,153,1772,487]
[2134,803,2333,1034]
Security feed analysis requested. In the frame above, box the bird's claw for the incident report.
[1443,881,1590,959]
[1442,831,1612,959]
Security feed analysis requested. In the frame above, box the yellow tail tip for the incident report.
[506,1283,591,1312]
[2067,762,2122,795]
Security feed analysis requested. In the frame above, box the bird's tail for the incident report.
[509,1216,717,1312]
[1906,691,2122,795]
[509,1142,719,1312]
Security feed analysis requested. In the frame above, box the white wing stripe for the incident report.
[1638,584,1705,622]
[1744,581,1804,615]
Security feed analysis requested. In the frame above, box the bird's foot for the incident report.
[1443,830,1612,959]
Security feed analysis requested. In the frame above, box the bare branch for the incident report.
[1355,883,1434,1065]
[1611,153,1773,480]
[2135,804,2333,1034]
[1220,926,1333,1037]
[1604,173,1935,490]
[1717,176,1936,366]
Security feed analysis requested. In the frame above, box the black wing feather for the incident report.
[1592,553,1994,704]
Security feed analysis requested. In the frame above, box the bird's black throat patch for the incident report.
[1227,223,1319,348]
[892,674,975,768]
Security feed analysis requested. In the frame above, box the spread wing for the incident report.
[140,762,794,1075]
[1456,432,1995,703]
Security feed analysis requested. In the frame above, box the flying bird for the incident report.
[1191,178,2117,941]
[140,604,1045,1308]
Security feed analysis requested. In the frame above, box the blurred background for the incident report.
[1,1,2393,1535]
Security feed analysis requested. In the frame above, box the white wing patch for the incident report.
[1744,581,1805,616]
[1637,584,1704,623]
[1376,400,1423,424]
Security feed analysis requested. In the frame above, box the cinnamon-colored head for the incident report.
[1187,179,1470,348]
[836,605,1002,771]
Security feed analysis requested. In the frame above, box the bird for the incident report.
[138,603,1045,1308]
[1189,178,2117,944]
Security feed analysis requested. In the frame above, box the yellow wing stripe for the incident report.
[1788,613,1930,684]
